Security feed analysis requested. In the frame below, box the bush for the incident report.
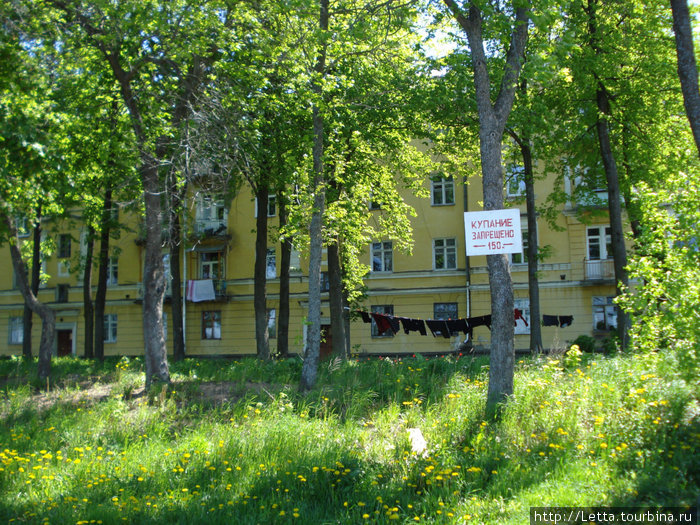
[572,335,596,353]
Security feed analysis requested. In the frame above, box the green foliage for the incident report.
[0,353,696,523]
[619,173,700,383]
[571,334,596,354]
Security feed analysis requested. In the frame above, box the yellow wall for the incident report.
[0,166,625,358]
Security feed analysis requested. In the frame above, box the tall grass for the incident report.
[0,351,697,524]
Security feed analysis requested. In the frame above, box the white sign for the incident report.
[464,209,523,256]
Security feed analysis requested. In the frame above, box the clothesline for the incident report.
[356,310,573,338]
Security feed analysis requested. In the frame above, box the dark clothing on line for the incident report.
[543,314,559,327]
[468,315,492,330]
[360,311,372,323]
[445,319,469,335]
[425,319,451,338]
[399,317,427,336]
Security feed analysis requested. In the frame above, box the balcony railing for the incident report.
[584,258,615,281]
[193,219,228,237]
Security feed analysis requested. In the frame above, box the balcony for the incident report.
[186,278,228,302]
[193,219,228,239]
[584,258,615,281]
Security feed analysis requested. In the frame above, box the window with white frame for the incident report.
[58,234,71,258]
[9,317,23,344]
[371,241,393,272]
[433,238,457,270]
[370,305,394,337]
[593,296,617,331]
[267,308,276,338]
[514,298,531,335]
[511,228,529,265]
[107,257,118,286]
[200,251,222,280]
[202,311,222,339]
[431,174,455,206]
[506,164,526,197]
[266,248,276,278]
[587,226,612,260]
[289,248,301,273]
[104,314,117,343]
[255,194,277,217]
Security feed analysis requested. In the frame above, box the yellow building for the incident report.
[0,170,621,358]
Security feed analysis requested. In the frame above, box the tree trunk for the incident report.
[170,184,186,362]
[94,188,112,361]
[277,193,291,358]
[443,0,528,418]
[83,226,95,359]
[587,0,630,350]
[300,0,329,392]
[327,239,347,359]
[254,187,271,360]
[141,162,170,387]
[520,138,543,354]
[671,0,700,155]
[3,214,55,381]
[22,212,42,360]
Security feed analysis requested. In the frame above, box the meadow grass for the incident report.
[0,350,697,524]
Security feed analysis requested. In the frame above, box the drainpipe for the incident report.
[463,174,471,320]
[182,212,187,355]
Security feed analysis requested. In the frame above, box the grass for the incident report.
[0,350,697,524]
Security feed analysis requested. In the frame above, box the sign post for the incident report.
[464,209,523,256]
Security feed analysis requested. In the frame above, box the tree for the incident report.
[442,0,528,417]
[46,0,239,386]
[670,0,700,155]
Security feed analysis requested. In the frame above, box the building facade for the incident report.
[0,169,621,358]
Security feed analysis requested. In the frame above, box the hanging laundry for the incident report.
[558,315,574,328]
[399,317,427,336]
[186,279,216,302]
[359,311,372,324]
[446,319,469,335]
[370,313,399,335]
[467,315,492,330]
[425,319,451,338]
[542,314,559,327]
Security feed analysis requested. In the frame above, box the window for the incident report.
[104,314,117,343]
[107,257,118,286]
[195,194,227,235]
[514,298,530,335]
[371,241,393,272]
[267,308,276,338]
[320,271,330,293]
[202,311,222,339]
[431,174,455,206]
[371,305,394,337]
[58,234,71,258]
[506,165,526,197]
[56,284,69,303]
[266,248,276,279]
[368,192,381,210]
[587,226,612,260]
[434,302,458,320]
[593,296,617,331]
[433,238,457,270]
[200,251,222,280]
[16,217,29,238]
[511,228,529,265]
[289,248,302,273]
[255,194,277,217]
[9,317,23,345]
